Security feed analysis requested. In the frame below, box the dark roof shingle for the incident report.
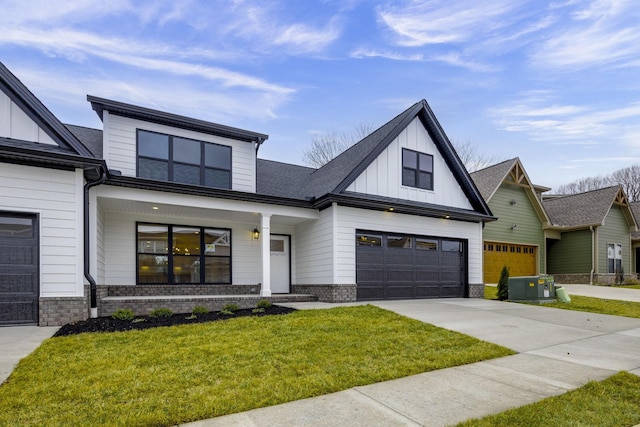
[543,186,622,227]
[470,158,518,201]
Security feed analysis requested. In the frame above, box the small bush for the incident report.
[149,308,173,318]
[185,314,197,320]
[256,300,272,309]
[112,309,135,321]
[222,303,239,313]
[497,265,509,301]
[132,318,145,323]
[252,308,266,314]
[220,309,235,316]
[192,305,209,315]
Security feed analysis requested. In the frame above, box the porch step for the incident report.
[98,293,318,317]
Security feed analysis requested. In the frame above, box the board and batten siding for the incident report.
[597,205,631,274]
[95,201,105,284]
[0,90,56,145]
[334,205,484,285]
[294,206,335,284]
[0,163,84,296]
[484,184,546,274]
[103,112,257,192]
[346,117,472,210]
[547,229,592,274]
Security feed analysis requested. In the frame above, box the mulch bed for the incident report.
[54,305,297,337]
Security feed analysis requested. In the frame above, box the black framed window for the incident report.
[137,130,231,189]
[402,148,433,190]
[137,223,231,284]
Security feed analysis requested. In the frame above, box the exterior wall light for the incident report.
[252,228,260,240]
[510,200,517,205]
[511,224,517,230]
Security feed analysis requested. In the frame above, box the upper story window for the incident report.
[137,130,231,189]
[402,148,433,191]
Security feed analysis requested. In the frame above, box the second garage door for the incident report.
[483,242,536,284]
[356,231,466,300]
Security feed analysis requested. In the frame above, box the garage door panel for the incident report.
[385,285,414,299]
[483,242,536,284]
[415,285,441,298]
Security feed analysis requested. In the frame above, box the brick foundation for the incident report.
[292,284,357,303]
[552,273,636,285]
[39,285,90,326]
[468,283,484,298]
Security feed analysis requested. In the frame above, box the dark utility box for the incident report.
[508,275,556,303]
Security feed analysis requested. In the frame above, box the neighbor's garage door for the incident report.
[356,231,466,300]
[483,242,536,284]
[0,212,39,325]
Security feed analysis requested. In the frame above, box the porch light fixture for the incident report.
[510,200,517,205]
[253,228,260,240]
[152,206,159,210]
[511,224,517,230]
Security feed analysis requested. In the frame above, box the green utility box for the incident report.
[508,275,556,303]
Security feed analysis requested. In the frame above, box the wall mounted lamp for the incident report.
[511,224,517,230]
[510,200,517,205]
[252,228,260,240]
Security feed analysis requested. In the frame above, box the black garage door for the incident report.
[356,231,466,300]
[0,212,39,325]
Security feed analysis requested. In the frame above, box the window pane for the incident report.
[205,168,230,189]
[205,257,231,283]
[172,227,200,254]
[173,137,201,164]
[138,225,168,254]
[205,144,231,169]
[419,153,433,172]
[204,229,231,256]
[356,234,382,246]
[174,163,201,185]
[0,216,32,237]
[402,168,416,187]
[173,255,201,283]
[416,238,438,250]
[139,158,168,181]
[402,149,417,168]
[138,131,168,159]
[418,171,433,190]
[387,236,412,248]
[138,254,168,283]
[271,239,285,252]
[442,240,461,252]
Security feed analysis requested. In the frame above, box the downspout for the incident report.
[84,169,107,318]
[589,226,595,285]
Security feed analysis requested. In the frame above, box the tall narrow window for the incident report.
[137,130,231,189]
[402,148,433,190]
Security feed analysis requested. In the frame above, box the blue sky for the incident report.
[2,0,640,189]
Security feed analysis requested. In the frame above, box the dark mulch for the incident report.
[53,305,297,337]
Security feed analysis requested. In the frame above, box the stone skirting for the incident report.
[468,283,484,298]
[292,284,357,303]
[552,273,636,285]
[98,284,261,298]
[39,285,89,326]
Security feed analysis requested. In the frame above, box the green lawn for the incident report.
[0,305,513,426]
[457,371,640,427]
[484,285,640,319]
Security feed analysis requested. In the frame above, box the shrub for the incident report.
[111,308,135,321]
[497,265,509,301]
[149,308,173,318]
[252,308,266,314]
[192,305,209,315]
[256,300,272,309]
[222,303,239,312]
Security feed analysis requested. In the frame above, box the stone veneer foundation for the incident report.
[39,285,90,326]
[292,284,357,303]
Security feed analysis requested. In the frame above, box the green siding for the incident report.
[597,205,631,274]
[484,184,546,273]
[547,229,592,274]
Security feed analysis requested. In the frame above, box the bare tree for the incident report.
[611,165,640,202]
[302,122,375,168]
[451,139,501,172]
[554,165,640,201]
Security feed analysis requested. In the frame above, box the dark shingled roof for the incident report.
[631,201,640,240]
[256,159,315,199]
[543,186,623,227]
[470,158,518,201]
[65,124,103,159]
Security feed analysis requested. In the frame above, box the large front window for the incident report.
[607,243,622,274]
[137,223,231,284]
[137,130,232,189]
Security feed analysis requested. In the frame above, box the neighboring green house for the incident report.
[630,201,640,276]
[471,158,551,283]
[543,186,637,284]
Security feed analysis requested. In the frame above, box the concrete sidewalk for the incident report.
[183,299,640,427]
[558,283,640,302]
[0,325,58,385]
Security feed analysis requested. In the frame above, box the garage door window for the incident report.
[442,241,462,252]
[356,233,382,246]
[0,216,33,237]
[416,238,438,250]
[387,236,412,248]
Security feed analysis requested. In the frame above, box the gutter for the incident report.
[84,169,107,318]
[590,225,595,285]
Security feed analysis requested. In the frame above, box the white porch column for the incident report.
[260,213,272,296]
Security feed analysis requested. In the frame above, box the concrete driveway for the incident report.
[187,298,640,427]
[0,325,58,385]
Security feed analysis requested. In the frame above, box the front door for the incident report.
[0,212,39,325]
[270,235,290,293]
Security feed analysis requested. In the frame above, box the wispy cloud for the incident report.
[430,51,498,72]
[350,48,423,61]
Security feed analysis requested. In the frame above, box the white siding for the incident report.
[0,163,84,296]
[347,117,472,209]
[104,112,256,192]
[335,206,484,285]
[0,90,56,145]
[294,206,335,284]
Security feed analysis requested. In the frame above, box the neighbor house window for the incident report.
[137,130,231,189]
[607,243,622,274]
[402,148,433,190]
[137,223,231,284]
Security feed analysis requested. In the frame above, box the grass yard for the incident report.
[484,285,640,319]
[0,305,512,427]
[456,371,640,427]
